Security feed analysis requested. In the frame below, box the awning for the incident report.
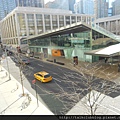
[84,43,120,57]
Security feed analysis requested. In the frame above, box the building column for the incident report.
[12,15,16,40]
[81,16,82,22]
[116,20,118,35]
[70,15,72,25]
[7,18,10,39]
[57,15,59,29]
[34,14,37,35]
[50,14,53,31]
[42,14,45,33]
[10,16,14,39]
[108,21,111,32]
[104,22,107,30]
[25,13,29,37]
[15,13,20,45]
[90,30,92,48]
[64,15,66,27]
[75,15,77,24]
[86,16,88,24]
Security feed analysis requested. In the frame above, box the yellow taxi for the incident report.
[34,71,52,83]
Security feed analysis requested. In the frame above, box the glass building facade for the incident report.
[15,0,44,7]
[74,0,94,15]
[0,0,44,20]
[27,23,119,62]
[0,0,16,20]
[45,0,69,11]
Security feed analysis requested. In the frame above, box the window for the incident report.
[44,74,50,78]
[37,74,43,77]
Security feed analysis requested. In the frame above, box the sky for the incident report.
[109,0,115,7]
[44,0,54,4]
[44,0,115,5]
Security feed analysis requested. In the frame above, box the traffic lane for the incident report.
[23,59,89,114]
[26,58,120,97]
[24,58,87,93]
[28,58,82,82]
[25,58,116,95]
[11,56,120,98]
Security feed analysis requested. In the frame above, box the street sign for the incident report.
[32,79,36,84]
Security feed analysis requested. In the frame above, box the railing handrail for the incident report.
[91,23,120,41]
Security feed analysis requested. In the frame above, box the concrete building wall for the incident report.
[95,15,120,35]
[0,7,94,48]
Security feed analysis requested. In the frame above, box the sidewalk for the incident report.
[0,67,54,115]
[67,90,120,115]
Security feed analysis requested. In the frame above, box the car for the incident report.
[19,58,30,65]
[34,71,52,83]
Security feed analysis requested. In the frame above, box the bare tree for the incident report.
[51,62,119,115]
[15,53,31,96]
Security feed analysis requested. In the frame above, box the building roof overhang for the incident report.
[27,22,91,40]
[84,43,120,57]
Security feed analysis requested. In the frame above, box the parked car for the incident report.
[34,71,52,83]
[19,58,30,65]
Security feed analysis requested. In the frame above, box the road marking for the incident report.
[28,66,34,70]
[53,77,61,82]
[38,64,43,67]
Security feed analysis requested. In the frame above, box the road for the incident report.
[1,51,120,115]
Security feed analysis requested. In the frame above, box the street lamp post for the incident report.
[32,79,39,107]
[5,48,11,80]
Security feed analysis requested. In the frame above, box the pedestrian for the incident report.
[105,58,108,63]
[118,63,120,72]
[73,59,76,67]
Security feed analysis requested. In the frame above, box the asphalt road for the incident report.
[1,51,120,115]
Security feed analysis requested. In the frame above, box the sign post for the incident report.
[32,79,39,107]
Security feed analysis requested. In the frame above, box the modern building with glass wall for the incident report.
[0,0,44,20]
[45,0,75,13]
[0,0,16,20]
[27,21,120,62]
[112,0,120,16]
[94,0,109,19]
[15,0,44,7]
[74,0,94,15]
[45,0,69,11]
[69,0,75,13]
[0,6,94,50]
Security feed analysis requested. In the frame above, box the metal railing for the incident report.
[92,24,120,42]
